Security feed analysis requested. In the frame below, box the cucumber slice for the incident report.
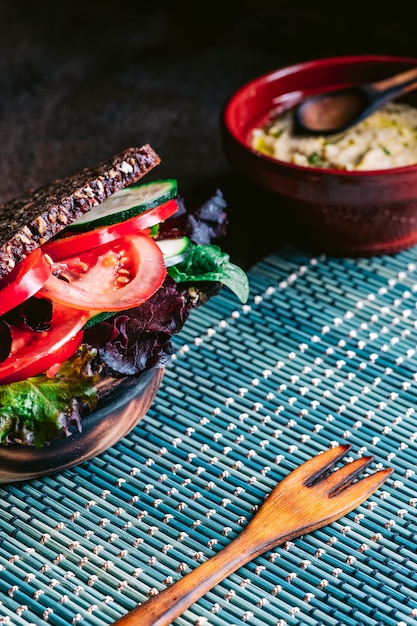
[69,179,178,231]
[157,236,190,267]
[83,311,114,328]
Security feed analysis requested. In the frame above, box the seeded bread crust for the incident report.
[0,145,160,278]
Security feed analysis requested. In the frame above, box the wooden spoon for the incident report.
[294,66,417,135]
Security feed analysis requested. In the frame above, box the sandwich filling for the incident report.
[0,147,249,447]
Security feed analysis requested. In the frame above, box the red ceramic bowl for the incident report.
[222,55,417,256]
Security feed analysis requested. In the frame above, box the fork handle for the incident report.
[112,528,269,626]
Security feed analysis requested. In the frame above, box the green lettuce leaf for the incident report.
[0,346,98,448]
[167,243,249,303]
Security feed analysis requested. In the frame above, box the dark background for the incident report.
[0,1,415,268]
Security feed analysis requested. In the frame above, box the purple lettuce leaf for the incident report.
[158,189,228,244]
[83,276,192,376]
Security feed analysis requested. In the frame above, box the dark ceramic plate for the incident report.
[0,367,164,484]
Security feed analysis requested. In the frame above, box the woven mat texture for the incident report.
[1,247,417,626]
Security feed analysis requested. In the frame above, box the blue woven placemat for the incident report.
[1,247,417,626]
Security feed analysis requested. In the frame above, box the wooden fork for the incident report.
[113,444,392,626]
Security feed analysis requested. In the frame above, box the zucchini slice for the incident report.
[83,311,114,329]
[69,179,178,231]
[157,236,191,267]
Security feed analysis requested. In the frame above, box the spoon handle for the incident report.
[371,66,417,97]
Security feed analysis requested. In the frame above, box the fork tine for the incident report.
[323,455,375,496]
[303,444,352,487]
[329,467,394,509]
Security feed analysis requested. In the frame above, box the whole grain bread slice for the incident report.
[0,145,160,278]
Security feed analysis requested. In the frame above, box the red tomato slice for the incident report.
[0,249,52,317]
[38,233,166,312]
[0,304,89,384]
[42,198,179,261]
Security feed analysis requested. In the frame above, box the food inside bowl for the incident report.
[252,102,417,170]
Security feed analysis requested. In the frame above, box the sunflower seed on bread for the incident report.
[0,145,160,279]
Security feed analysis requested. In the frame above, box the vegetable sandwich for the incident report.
[0,145,249,447]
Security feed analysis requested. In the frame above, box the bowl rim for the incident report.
[0,366,164,484]
[222,53,417,177]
